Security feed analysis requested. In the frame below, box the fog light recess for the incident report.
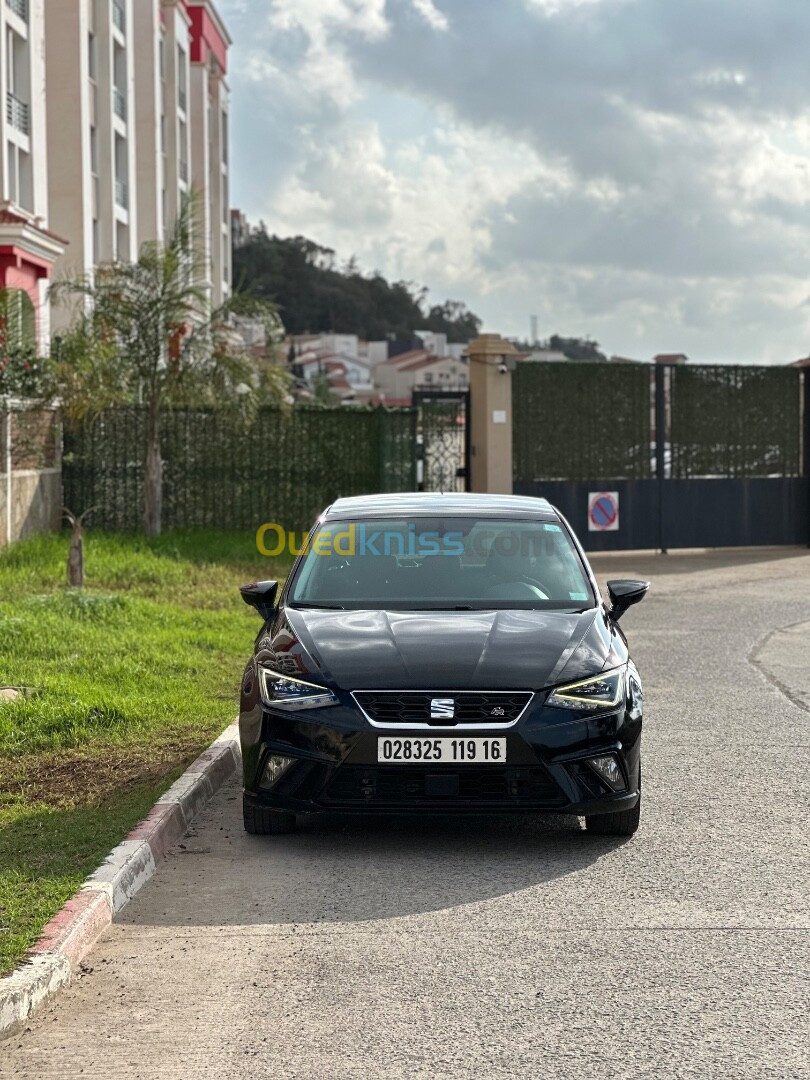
[262,754,296,787]
[588,754,626,791]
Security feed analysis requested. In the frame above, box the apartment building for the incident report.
[187,0,231,305]
[42,0,231,330]
[0,0,64,348]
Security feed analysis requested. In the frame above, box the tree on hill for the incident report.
[548,335,607,362]
[233,230,482,343]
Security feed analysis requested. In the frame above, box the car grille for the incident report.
[352,691,533,727]
[322,765,562,806]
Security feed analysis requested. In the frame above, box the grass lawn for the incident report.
[0,529,290,974]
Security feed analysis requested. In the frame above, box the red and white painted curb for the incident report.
[0,721,241,1037]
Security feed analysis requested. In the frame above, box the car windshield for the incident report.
[288,517,596,611]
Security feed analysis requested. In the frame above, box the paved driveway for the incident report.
[3,549,809,1079]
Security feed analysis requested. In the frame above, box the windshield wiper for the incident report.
[290,602,345,610]
[409,605,475,611]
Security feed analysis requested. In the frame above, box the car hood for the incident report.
[265,607,615,691]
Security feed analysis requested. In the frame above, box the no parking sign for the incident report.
[588,491,619,532]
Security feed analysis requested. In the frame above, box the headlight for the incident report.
[546,667,625,712]
[258,667,337,711]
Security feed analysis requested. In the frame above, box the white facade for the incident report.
[0,0,63,347]
[45,0,140,315]
[415,330,447,357]
[44,0,231,327]
[362,340,389,366]
[2,0,48,221]
[375,352,470,400]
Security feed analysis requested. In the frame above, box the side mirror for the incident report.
[607,579,649,622]
[240,580,279,621]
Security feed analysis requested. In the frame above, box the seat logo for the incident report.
[430,698,455,720]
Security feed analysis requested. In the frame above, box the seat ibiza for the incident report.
[239,494,648,836]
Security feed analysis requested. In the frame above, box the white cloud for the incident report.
[267,0,390,40]
[410,0,450,31]
[523,0,623,15]
[219,0,810,360]
[271,116,552,298]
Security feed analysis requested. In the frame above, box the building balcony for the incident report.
[115,179,129,210]
[112,0,125,35]
[6,0,27,22]
[6,91,29,135]
[113,87,127,122]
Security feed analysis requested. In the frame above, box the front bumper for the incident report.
[239,690,642,818]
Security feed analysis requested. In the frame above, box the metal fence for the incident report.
[513,362,652,482]
[513,361,808,550]
[63,405,417,533]
[669,365,802,479]
[514,361,804,483]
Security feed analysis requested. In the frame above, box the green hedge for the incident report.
[63,405,417,532]
[513,362,652,482]
[670,366,802,478]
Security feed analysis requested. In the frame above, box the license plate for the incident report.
[377,737,507,764]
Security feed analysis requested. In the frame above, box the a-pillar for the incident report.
[468,334,516,494]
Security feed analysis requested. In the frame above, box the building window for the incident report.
[113,40,127,121]
[5,26,29,135]
[112,0,126,37]
[115,222,128,262]
[178,118,188,184]
[177,46,187,113]
[114,133,128,209]
[7,0,28,23]
[6,142,15,202]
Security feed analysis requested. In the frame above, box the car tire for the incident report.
[585,763,641,837]
[243,798,296,835]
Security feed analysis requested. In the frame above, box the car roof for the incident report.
[324,493,559,520]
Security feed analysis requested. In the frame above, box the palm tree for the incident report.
[50,197,286,536]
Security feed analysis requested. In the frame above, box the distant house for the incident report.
[790,356,810,368]
[293,348,375,399]
[414,330,466,360]
[514,349,568,363]
[287,333,389,368]
[374,350,469,400]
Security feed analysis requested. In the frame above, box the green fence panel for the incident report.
[670,366,802,479]
[63,405,417,533]
[513,362,652,482]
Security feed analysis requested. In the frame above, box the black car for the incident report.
[239,494,648,837]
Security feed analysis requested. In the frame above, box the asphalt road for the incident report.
[3,548,810,1079]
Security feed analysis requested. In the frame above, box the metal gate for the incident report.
[413,388,471,493]
[513,362,810,551]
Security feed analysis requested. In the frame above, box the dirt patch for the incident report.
[0,735,207,809]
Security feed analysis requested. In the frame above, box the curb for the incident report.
[0,721,241,1038]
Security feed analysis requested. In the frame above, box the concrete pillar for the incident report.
[468,334,516,494]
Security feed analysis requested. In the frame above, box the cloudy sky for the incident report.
[219,0,810,362]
